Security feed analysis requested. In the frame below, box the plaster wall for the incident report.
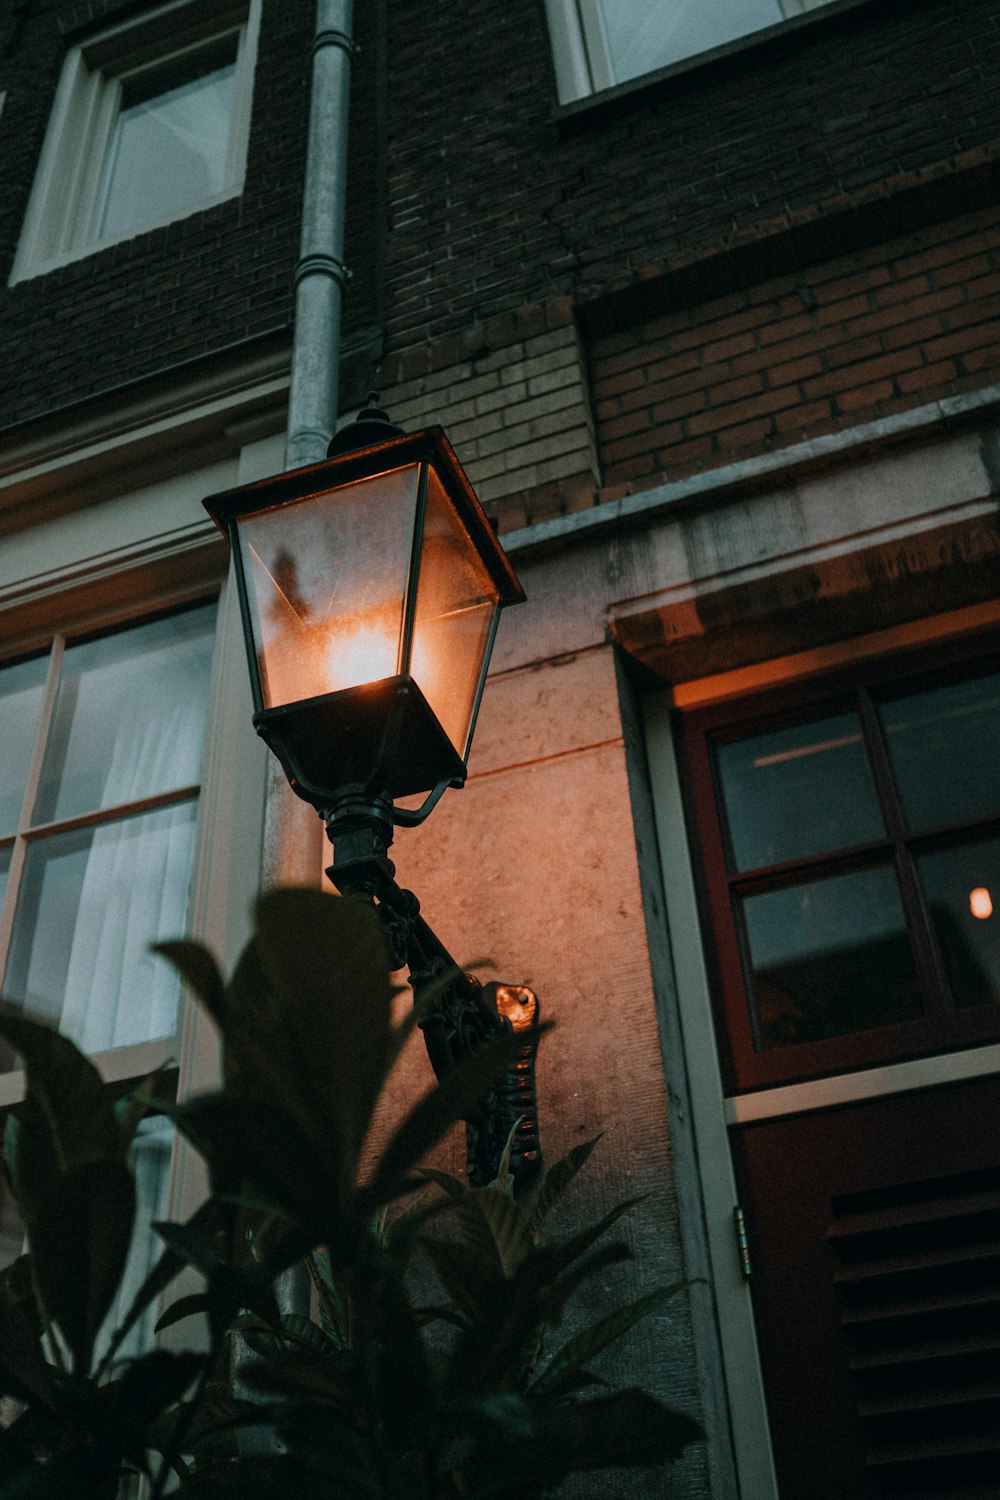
[382,644,710,1499]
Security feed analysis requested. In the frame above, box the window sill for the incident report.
[8,188,241,288]
[0,1035,179,1109]
[551,0,874,131]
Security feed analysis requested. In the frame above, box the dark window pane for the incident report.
[0,846,10,918]
[33,604,215,826]
[2,802,198,1062]
[716,712,883,871]
[878,671,1000,830]
[742,865,922,1049]
[918,837,1000,1011]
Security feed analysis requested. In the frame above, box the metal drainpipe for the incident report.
[269,0,355,1327]
[285,0,354,468]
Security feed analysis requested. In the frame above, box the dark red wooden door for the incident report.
[734,1075,1000,1499]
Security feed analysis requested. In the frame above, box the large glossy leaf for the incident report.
[451,1189,536,1280]
[96,1200,220,1377]
[167,1094,346,1253]
[252,890,394,1181]
[0,1257,55,1409]
[529,1135,602,1231]
[530,1283,689,1398]
[359,1025,525,1214]
[152,940,225,1022]
[29,1160,135,1376]
[93,1349,204,1466]
[172,1453,366,1499]
[471,1388,703,1494]
[0,1012,125,1221]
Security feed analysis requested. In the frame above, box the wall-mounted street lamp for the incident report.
[203,397,540,1185]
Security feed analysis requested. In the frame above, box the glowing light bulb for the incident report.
[327,621,397,691]
[970,887,993,920]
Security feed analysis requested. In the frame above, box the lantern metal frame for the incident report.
[203,406,541,1186]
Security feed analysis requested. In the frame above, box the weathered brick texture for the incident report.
[379,0,1000,360]
[379,297,598,532]
[591,207,1000,491]
[0,0,379,424]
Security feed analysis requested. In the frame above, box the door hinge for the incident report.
[734,1205,752,1280]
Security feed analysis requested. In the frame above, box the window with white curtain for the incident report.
[0,600,216,1063]
[545,0,838,103]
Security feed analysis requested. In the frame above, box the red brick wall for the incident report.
[592,208,1000,492]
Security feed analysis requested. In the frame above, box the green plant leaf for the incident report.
[171,1453,363,1499]
[154,1293,213,1334]
[94,1349,204,1467]
[414,1166,468,1203]
[0,1256,56,1409]
[29,1159,135,1376]
[252,889,394,1184]
[358,1025,525,1214]
[0,1012,126,1219]
[166,1094,344,1253]
[530,1283,689,1398]
[452,1188,536,1280]
[529,1135,602,1231]
[152,940,225,1020]
[470,1388,703,1494]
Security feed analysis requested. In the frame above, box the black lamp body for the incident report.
[203,428,524,810]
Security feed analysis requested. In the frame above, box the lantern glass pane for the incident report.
[409,466,499,758]
[237,465,420,708]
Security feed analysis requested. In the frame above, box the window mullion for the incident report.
[0,638,64,980]
[858,685,952,1016]
[21,783,200,843]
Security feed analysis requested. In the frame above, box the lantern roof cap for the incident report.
[326,391,406,457]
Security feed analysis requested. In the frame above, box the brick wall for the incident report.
[0,0,379,426]
[591,207,1000,492]
[380,0,1000,362]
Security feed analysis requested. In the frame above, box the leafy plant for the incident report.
[0,889,702,1497]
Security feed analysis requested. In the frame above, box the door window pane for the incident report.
[33,606,215,826]
[878,672,1000,831]
[716,712,883,871]
[918,837,1000,1011]
[93,38,238,242]
[742,865,922,1049]
[0,656,47,834]
[3,802,198,1060]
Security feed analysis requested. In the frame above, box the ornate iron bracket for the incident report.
[322,789,541,1187]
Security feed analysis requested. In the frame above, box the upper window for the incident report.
[9,0,261,284]
[683,647,1000,1091]
[545,0,836,103]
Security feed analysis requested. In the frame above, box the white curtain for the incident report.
[58,645,205,1054]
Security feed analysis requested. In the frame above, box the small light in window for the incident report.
[970,887,993,920]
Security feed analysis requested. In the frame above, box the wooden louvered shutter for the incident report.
[734,1074,1000,1499]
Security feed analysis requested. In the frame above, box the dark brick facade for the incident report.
[0,0,379,426]
[378,0,1000,349]
[592,205,1000,489]
[4,0,1000,497]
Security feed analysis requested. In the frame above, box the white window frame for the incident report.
[545,0,837,105]
[9,0,262,285]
